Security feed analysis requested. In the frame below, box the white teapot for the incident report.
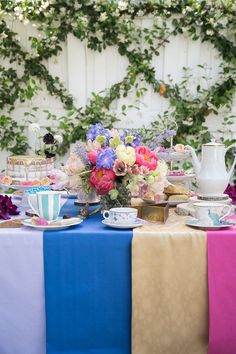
[186,140,236,195]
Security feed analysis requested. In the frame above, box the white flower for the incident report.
[29,123,41,134]
[99,12,108,22]
[54,135,63,144]
[41,1,49,9]
[137,10,144,17]
[118,1,128,11]
[206,29,214,36]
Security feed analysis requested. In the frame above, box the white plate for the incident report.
[185,218,233,230]
[167,174,195,182]
[189,196,232,205]
[22,217,83,231]
[158,151,191,161]
[102,218,146,229]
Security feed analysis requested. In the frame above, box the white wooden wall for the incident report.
[0,18,236,168]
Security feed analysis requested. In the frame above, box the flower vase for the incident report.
[77,190,99,204]
[100,183,131,210]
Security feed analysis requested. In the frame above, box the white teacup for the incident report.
[193,202,231,226]
[103,207,137,224]
[28,191,61,221]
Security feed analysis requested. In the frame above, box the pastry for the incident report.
[164,184,189,195]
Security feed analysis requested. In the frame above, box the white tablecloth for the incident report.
[0,224,44,354]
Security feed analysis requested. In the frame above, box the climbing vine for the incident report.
[0,0,235,154]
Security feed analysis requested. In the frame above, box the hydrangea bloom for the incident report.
[120,130,142,147]
[96,148,116,169]
[86,123,110,143]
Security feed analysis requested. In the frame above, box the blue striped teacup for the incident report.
[28,191,61,221]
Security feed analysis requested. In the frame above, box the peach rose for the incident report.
[174,144,185,153]
[0,175,12,185]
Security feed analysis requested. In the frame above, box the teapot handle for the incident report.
[226,143,236,153]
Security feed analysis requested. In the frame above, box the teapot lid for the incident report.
[203,139,224,146]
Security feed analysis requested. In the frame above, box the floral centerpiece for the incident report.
[50,124,168,209]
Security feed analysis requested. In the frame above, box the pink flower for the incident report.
[65,153,84,175]
[113,160,128,176]
[87,150,99,165]
[139,180,149,196]
[68,174,81,192]
[49,169,68,190]
[132,164,141,175]
[135,146,158,171]
[157,146,166,153]
[131,164,150,175]
[139,166,150,174]
[90,168,116,195]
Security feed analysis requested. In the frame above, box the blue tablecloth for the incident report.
[43,199,132,354]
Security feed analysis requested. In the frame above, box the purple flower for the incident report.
[86,123,110,142]
[162,129,176,140]
[120,129,142,147]
[73,145,89,165]
[156,135,165,145]
[225,184,236,204]
[131,134,142,147]
[96,148,116,169]
[0,195,19,220]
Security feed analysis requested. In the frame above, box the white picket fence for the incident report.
[0,17,236,168]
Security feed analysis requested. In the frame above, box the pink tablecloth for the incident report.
[208,229,236,354]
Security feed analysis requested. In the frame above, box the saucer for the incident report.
[197,193,229,201]
[102,218,146,229]
[189,196,232,205]
[185,218,233,230]
[22,217,83,231]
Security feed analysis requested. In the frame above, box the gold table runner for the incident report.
[132,211,208,354]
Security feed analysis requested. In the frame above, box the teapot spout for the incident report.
[186,145,201,174]
[228,154,236,181]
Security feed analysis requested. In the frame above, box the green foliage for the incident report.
[0,0,235,154]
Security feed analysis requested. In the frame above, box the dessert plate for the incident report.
[102,218,146,229]
[22,217,83,231]
[185,218,233,230]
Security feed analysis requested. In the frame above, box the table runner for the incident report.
[132,214,209,354]
[208,229,236,354]
[43,199,132,354]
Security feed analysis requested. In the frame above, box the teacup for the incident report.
[28,190,61,221]
[103,207,137,224]
[193,202,231,226]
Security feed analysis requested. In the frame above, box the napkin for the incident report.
[0,219,25,228]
